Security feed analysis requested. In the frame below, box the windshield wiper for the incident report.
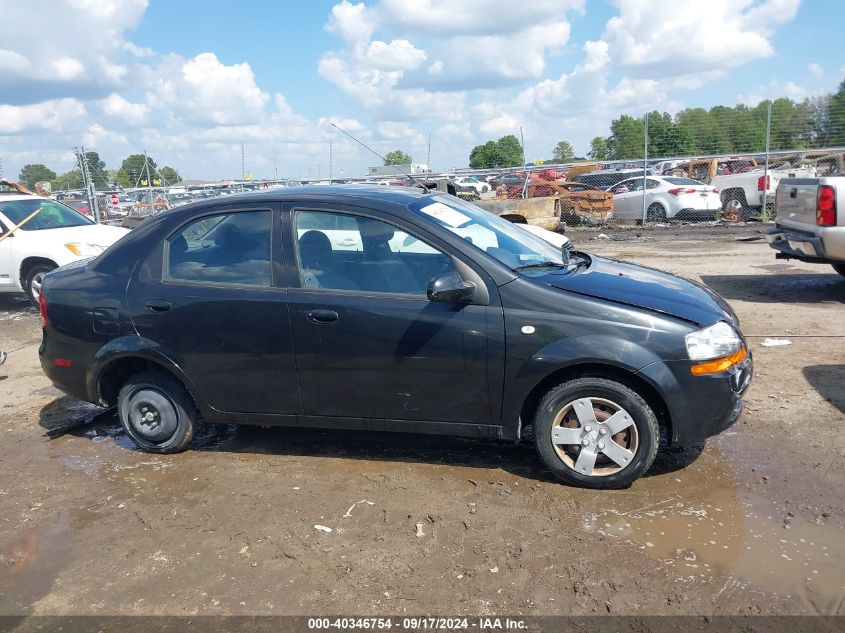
[514,261,567,270]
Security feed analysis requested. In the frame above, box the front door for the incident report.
[285,206,500,425]
[127,206,302,416]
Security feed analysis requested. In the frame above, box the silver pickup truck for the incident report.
[766,176,845,278]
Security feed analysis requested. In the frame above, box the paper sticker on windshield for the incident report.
[419,202,470,228]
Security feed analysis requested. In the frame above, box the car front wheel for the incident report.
[118,370,197,453]
[533,377,659,489]
[24,262,57,307]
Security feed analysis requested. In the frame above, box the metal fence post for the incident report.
[641,112,649,224]
[762,101,772,222]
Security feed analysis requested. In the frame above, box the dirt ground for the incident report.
[0,226,843,618]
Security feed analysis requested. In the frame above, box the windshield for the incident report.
[408,194,567,270]
[0,198,93,230]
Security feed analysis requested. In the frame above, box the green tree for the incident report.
[496,135,524,166]
[384,149,412,166]
[117,154,157,187]
[83,151,108,188]
[587,136,609,160]
[469,141,499,168]
[18,164,57,189]
[159,166,181,184]
[468,135,524,168]
[552,140,574,163]
[825,79,845,146]
[50,170,83,191]
[647,111,694,158]
[606,115,645,160]
[587,137,609,161]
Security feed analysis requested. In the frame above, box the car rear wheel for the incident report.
[533,377,660,489]
[646,202,667,223]
[118,370,197,453]
[24,263,57,307]
[723,190,751,220]
[833,264,845,278]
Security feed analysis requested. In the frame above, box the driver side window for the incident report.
[294,210,453,295]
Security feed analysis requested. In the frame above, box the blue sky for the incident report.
[1,0,843,181]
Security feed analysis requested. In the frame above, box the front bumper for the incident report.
[636,353,753,446]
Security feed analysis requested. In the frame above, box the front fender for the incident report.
[86,335,200,405]
[501,325,687,430]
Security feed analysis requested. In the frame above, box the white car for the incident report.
[0,195,129,305]
[453,176,490,194]
[607,176,721,222]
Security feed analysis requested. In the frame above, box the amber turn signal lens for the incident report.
[690,347,747,376]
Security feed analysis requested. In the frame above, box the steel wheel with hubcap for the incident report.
[533,377,659,488]
[118,370,197,453]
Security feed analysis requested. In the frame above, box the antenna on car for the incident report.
[330,123,430,192]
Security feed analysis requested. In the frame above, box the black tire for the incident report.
[118,370,197,453]
[532,377,660,489]
[833,264,845,278]
[646,202,667,223]
[24,262,57,307]
[722,190,751,219]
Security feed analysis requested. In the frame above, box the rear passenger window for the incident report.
[166,211,272,286]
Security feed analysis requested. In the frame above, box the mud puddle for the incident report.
[583,477,844,614]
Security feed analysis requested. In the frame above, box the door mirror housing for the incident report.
[427,271,475,303]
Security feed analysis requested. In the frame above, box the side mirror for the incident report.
[427,271,475,303]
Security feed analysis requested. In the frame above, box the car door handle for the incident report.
[307,309,339,324]
[145,299,172,313]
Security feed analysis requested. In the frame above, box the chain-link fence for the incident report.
[445,97,845,229]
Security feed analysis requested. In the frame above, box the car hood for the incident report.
[42,223,130,246]
[544,255,737,326]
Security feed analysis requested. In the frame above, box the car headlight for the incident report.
[685,321,747,375]
[65,242,105,257]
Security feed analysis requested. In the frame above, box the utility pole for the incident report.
[143,151,155,213]
[77,147,101,223]
[274,158,278,181]
[641,113,649,224]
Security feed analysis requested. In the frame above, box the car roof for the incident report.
[231,185,432,206]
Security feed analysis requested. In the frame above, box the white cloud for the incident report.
[83,123,128,148]
[602,0,800,77]
[0,0,148,103]
[364,39,427,71]
[101,93,149,126]
[808,63,823,79]
[325,0,377,44]
[148,53,269,126]
[0,98,87,135]
[377,0,584,36]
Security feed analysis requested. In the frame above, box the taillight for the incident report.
[668,188,696,196]
[817,185,836,226]
[712,187,719,194]
[757,175,770,191]
[39,292,48,328]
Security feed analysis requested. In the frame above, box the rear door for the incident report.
[127,204,302,416]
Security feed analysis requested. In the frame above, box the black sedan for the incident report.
[39,187,751,488]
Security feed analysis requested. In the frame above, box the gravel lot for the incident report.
[0,225,843,617]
